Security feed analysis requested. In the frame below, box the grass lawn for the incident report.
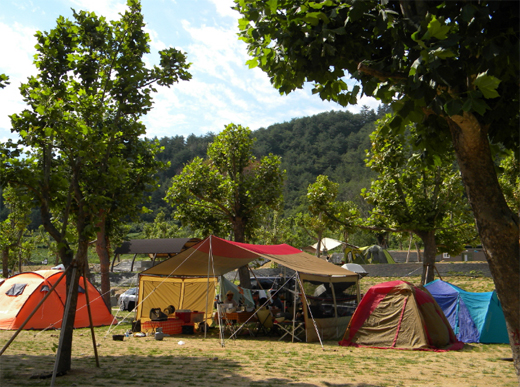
[0,275,516,386]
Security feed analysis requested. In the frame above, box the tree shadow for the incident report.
[0,351,385,387]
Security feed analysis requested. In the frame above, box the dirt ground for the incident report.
[0,326,516,387]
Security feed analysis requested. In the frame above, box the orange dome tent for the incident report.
[0,270,115,330]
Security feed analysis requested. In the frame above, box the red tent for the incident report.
[339,281,463,351]
[0,270,115,330]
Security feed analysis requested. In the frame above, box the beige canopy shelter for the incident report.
[136,236,360,343]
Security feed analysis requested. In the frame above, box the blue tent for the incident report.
[424,279,509,344]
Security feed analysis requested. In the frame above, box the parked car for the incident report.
[119,287,138,311]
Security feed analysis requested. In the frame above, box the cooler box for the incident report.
[176,310,191,323]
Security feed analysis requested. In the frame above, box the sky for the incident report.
[0,0,379,142]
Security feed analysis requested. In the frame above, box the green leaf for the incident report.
[267,0,278,13]
[36,105,45,115]
[473,73,501,99]
[424,17,451,40]
[444,99,463,116]
[246,58,258,69]
[431,47,455,59]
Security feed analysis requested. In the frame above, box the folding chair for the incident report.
[255,309,273,336]
[274,319,304,341]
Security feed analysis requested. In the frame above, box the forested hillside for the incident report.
[148,107,385,220]
[1,107,383,226]
[253,109,382,215]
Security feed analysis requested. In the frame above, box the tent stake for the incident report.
[83,261,100,367]
[0,264,72,356]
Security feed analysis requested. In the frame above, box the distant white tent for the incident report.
[310,238,344,252]
[341,264,368,277]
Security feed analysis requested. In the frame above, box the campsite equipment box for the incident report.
[176,310,192,323]
[142,318,183,335]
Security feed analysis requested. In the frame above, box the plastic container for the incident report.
[176,310,191,324]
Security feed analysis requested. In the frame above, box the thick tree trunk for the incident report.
[447,113,520,378]
[55,238,87,375]
[95,212,111,309]
[416,230,436,285]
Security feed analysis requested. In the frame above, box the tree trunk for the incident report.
[2,248,9,278]
[447,113,520,378]
[316,232,323,258]
[55,238,87,375]
[234,218,251,289]
[95,211,111,309]
[416,230,436,285]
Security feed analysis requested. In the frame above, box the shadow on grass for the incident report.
[0,351,384,387]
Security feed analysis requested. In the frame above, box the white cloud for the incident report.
[0,21,41,139]
[206,0,239,19]
[68,0,127,21]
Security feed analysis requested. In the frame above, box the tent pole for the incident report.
[204,239,213,340]
[292,273,298,343]
[329,276,338,338]
[356,277,361,304]
[218,276,225,347]
[151,253,157,267]
[51,263,78,386]
[0,264,73,356]
[83,260,100,368]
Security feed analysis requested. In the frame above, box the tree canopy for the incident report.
[166,123,284,286]
[0,0,191,374]
[236,0,519,374]
[362,117,476,283]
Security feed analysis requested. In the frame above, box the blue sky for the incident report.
[0,0,379,141]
